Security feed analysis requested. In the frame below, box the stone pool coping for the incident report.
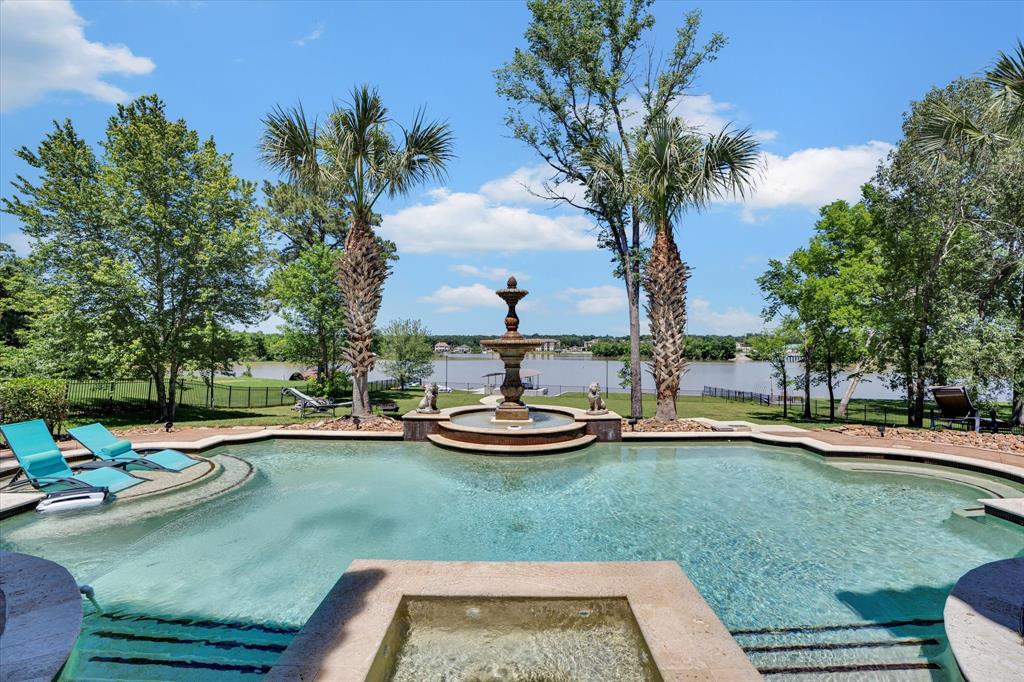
[944,557,1023,681]
[0,550,82,682]
[265,560,761,681]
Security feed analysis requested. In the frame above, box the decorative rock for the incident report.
[586,381,608,415]
[416,383,440,414]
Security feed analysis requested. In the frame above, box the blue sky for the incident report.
[1,0,1021,336]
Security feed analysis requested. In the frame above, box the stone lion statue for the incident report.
[586,382,607,414]
[417,383,440,413]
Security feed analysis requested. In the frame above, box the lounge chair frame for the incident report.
[281,387,350,418]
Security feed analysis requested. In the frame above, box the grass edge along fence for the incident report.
[55,378,398,417]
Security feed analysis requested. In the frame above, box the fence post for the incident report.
[248,386,252,408]
[864,403,868,424]
[228,385,232,408]
[265,386,269,407]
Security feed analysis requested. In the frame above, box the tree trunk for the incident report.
[153,367,167,421]
[826,350,835,422]
[782,367,788,419]
[163,367,179,422]
[1012,379,1023,427]
[837,375,862,418]
[802,344,813,420]
[911,374,926,428]
[338,221,388,417]
[625,272,643,420]
[643,224,689,422]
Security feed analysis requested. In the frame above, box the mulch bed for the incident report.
[827,425,1024,453]
[621,419,716,433]
[281,415,404,432]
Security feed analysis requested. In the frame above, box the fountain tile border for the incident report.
[265,560,761,682]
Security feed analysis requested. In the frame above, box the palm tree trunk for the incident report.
[626,272,643,419]
[643,224,690,422]
[337,221,387,417]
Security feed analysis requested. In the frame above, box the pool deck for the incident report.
[266,560,761,681]
[0,551,83,682]
[944,557,1024,682]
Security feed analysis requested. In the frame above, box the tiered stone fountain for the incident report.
[402,278,621,455]
[480,277,542,422]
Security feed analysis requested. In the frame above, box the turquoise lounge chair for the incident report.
[0,419,144,494]
[68,423,200,472]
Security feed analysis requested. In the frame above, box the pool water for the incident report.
[376,597,661,682]
[448,408,576,429]
[1,441,1021,680]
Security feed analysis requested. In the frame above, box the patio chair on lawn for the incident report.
[282,387,350,419]
[0,419,144,494]
[68,423,200,472]
[930,386,985,431]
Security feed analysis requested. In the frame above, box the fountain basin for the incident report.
[449,408,576,429]
[430,406,594,455]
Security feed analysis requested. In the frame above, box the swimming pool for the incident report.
[2,440,1021,680]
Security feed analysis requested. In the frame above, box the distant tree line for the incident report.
[589,336,737,361]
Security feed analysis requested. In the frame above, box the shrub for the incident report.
[0,378,69,436]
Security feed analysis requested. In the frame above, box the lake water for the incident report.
[234,355,905,400]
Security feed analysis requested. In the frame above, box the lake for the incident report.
[233,355,905,400]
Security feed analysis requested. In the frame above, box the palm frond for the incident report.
[387,110,455,197]
[916,99,993,155]
[988,39,1024,135]
[695,126,762,204]
[259,103,322,190]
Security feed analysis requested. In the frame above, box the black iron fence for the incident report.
[59,378,398,417]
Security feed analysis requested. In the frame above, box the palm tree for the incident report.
[261,86,454,415]
[632,118,760,421]
[918,40,1024,153]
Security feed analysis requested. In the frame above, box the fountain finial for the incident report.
[507,275,517,288]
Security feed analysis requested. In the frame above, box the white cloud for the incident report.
[689,298,762,335]
[450,265,528,282]
[624,93,777,141]
[293,22,324,47]
[379,188,596,254]
[737,141,893,222]
[418,283,507,313]
[479,165,585,206]
[0,0,154,112]
[558,285,625,315]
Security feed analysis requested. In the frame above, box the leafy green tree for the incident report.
[759,201,879,421]
[260,85,454,416]
[267,244,348,390]
[866,79,1010,426]
[379,319,434,389]
[3,95,265,419]
[0,243,29,351]
[263,180,348,260]
[496,0,727,420]
[187,320,246,407]
[749,323,796,419]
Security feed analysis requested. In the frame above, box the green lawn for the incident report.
[74,386,935,431]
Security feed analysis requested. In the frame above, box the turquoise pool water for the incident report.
[1,440,1021,680]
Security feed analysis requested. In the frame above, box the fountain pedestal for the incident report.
[480,278,542,422]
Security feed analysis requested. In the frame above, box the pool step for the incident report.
[732,619,948,681]
[61,612,298,681]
